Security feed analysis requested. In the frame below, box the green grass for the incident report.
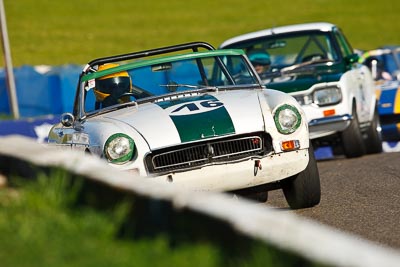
[0,171,219,267]
[2,0,400,67]
[0,169,326,267]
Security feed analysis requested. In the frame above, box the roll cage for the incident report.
[83,41,216,73]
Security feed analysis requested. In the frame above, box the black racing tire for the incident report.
[281,145,321,209]
[364,106,383,154]
[341,105,366,158]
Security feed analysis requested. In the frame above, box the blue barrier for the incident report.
[0,115,58,143]
[0,65,82,117]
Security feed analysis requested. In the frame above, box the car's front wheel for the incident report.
[341,105,366,158]
[281,145,321,209]
[364,106,383,154]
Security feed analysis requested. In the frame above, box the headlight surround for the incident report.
[274,104,302,134]
[313,86,342,106]
[104,133,135,164]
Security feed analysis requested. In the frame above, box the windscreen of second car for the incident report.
[227,32,338,71]
[83,54,259,113]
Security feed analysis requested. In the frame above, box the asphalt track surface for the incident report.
[266,151,400,250]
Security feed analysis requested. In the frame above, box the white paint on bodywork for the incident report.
[100,90,269,148]
[220,22,335,48]
[151,148,309,191]
[102,103,181,149]
[216,90,265,133]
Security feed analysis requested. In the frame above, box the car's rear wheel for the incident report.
[281,145,321,209]
[364,106,383,154]
[341,105,366,158]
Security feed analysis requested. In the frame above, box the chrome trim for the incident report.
[309,114,352,137]
[309,114,352,127]
[146,133,272,174]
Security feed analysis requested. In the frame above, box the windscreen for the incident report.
[226,32,338,70]
[82,54,259,113]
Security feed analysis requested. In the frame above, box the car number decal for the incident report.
[166,99,224,116]
[156,95,235,142]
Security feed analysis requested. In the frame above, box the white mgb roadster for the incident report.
[48,42,320,209]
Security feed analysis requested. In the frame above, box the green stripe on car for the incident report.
[157,95,235,142]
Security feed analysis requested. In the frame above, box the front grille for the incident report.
[145,132,272,174]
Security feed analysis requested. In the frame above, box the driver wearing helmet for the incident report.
[94,63,133,108]
[248,49,271,76]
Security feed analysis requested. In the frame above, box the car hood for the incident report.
[99,90,265,149]
[267,63,344,93]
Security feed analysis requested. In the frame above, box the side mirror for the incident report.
[60,113,75,127]
[344,53,359,64]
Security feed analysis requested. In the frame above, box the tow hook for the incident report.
[254,160,262,176]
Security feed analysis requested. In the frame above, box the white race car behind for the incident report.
[220,22,382,158]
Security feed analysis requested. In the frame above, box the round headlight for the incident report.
[274,104,302,134]
[104,133,135,164]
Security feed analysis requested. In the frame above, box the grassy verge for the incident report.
[2,0,400,66]
[0,168,326,267]
[0,170,218,267]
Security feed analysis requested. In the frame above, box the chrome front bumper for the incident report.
[308,114,352,139]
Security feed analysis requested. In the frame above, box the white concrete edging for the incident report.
[0,135,399,267]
